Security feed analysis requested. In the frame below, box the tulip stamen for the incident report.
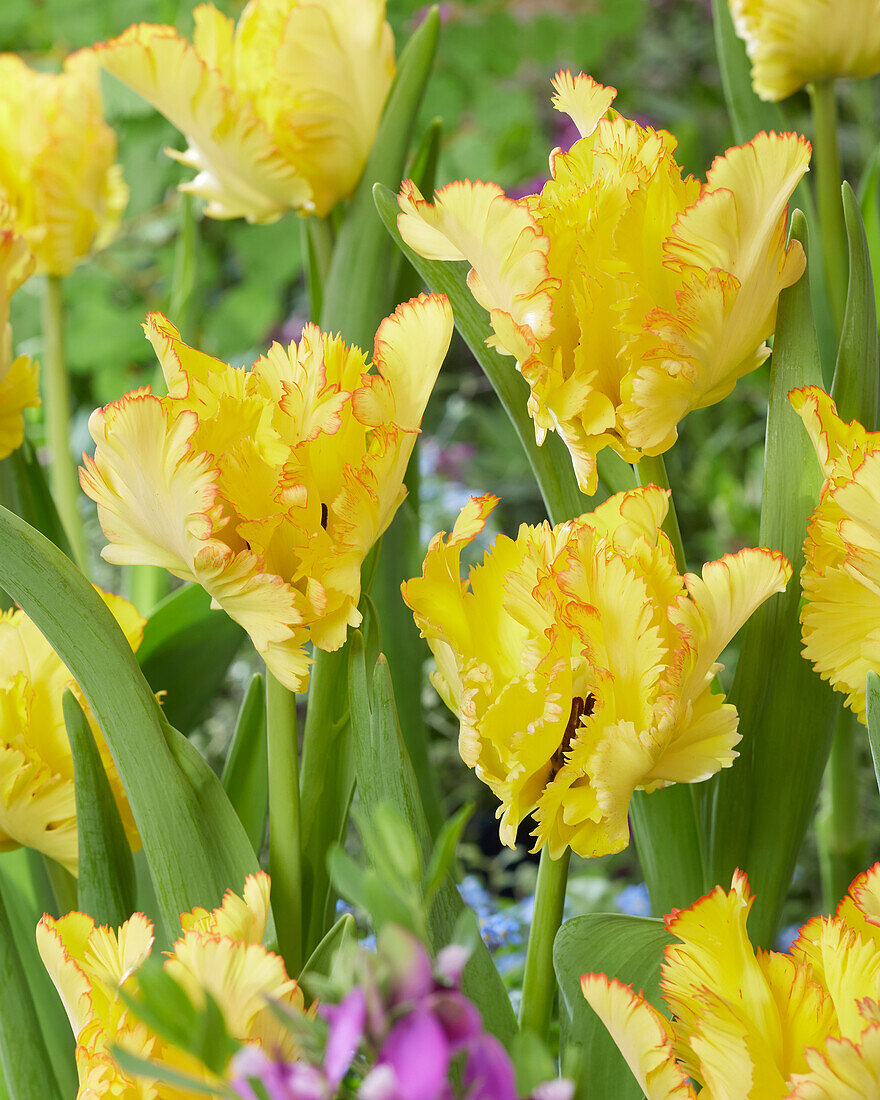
[552,694,594,772]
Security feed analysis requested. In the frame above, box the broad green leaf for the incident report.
[0,855,77,1097]
[373,183,590,525]
[320,8,440,348]
[629,786,705,916]
[65,690,136,929]
[423,803,472,906]
[868,672,880,796]
[0,441,71,561]
[831,183,880,429]
[0,881,63,1100]
[298,913,357,1003]
[138,583,245,735]
[0,504,260,941]
[859,143,880,322]
[553,914,673,1100]
[391,117,443,307]
[701,213,840,944]
[348,633,516,1041]
[220,673,268,856]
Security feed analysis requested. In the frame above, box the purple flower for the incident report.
[321,987,367,1088]
[462,1034,517,1100]
[376,1009,451,1100]
[230,1048,327,1100]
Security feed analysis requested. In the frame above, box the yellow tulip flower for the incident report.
[0,52,127,276]
[94,0,395,222]
[789,385,880,725]
[81,295,453,691]
[583,862,880,1099]
[0,589,143,874]
[402,486,790,858]
[397,73,809,494]
[37,872,305,1098]
[730,0,880,102]
[0,210,40,457]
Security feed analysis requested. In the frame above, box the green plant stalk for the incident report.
[299,645,353,956]
[42,275,88,573]
[809,80,848,332]
[302,215,334,322]
[43,857,78,916]
[630,452,706,914]
[519,847,571,1040]
[266,671,303,975]
[817,708,866,910]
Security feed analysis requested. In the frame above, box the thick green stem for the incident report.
[303,215,334,323]
[634,452,686,569]
[818,708,865,910]
[266,670,303,975]
[43,857,78,916]
[41,276,88,573]
[809,80,848,332]
[299,645,353,955]
[519,847,570,1039]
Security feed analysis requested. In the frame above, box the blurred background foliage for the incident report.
[6,0,880,943]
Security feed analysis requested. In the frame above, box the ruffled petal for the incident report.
[581,974,696,1099]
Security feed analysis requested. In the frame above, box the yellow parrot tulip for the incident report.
[0,52,127,276]
[94,0,395,221]
[81,295,453,691]
[37,872,304,1098]
[397,72,809,495]
[403,486,790,858]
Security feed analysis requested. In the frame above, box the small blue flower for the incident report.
[616,883,651,918]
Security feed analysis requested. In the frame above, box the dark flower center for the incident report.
[552,694,595,771]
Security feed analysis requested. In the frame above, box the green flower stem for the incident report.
[42,275,88,573]
[266,670,303,975]
[299,644,353,956]
[303,215,335,322]
[818,708,865,910]
[519,847,571,1039]
[631,451,707,913]
[634,452,686,569]
[42,856,78,916]
[809,79,848,332]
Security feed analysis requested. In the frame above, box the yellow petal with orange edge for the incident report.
[550,71,617,139]
[672,548,791,701]
[397,179,555,355]
[269,0,395,217]
[835,863,880,950]
[179,870,270,944]
[623,132,809,451]
[165,931,302,1048]
[94,23,310,222]
[790,385,874,482]
[581,974,696,1099]
[0,354,39,460]
[81,393,222,574]
[791,916,880,1041]
[143,312,238,401]
[786,1024,880,1099]
[0,736,78,874]
[37,910,154,1036]
[730,0,880,101]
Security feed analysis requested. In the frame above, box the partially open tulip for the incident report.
[729,0,880,101]
[94,0,395,221]
[398,73,809,494]
[583,862,880,1098]
[0,210,40,457]
[0,589,142,874]
[37,872,305,1098]
[81,295,453,691]
[403,486,790,858]
[0,52,127,276]
[790,385,880,725]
